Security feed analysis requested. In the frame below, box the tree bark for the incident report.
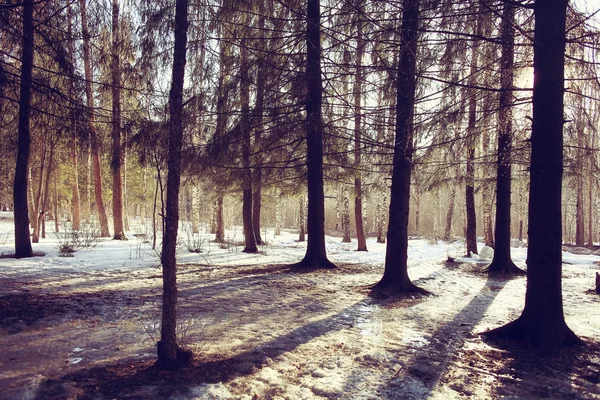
[40,141,55,239]
[240,32,258,253]
[54,167,59,233]
[444,181,456,240]
[32,132,47,243]
[342,192,351,242]
[483,0,579,349]
[252,0,266,246]
[157,0,191,371]
[13,0,34,258]
[111,0,125,240]
[71,132,81,231]
[80,0,109,237]
[464,11,480,257]
[376,194,386,243]
[215,193,225,243]
[486,1,523,275]
[354,0,367,251]
[294,0,335,269]
[373,0,424,296]
[299,196,306,242]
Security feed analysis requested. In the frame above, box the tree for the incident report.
[240,9,258,254]
[486,1,524,275]
[13,0,35,258]
[111,0,126,240]
[294,0,335,269]
[353,0,367,252]
[372,0,424,296]
[80,0,110,237]
[157,0,192,371]
[482,0,579,350]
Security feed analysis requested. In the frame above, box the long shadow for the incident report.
[378,271,513,399]
[33,298,376,400]
[482,330,600,398]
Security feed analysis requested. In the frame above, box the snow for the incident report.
[0,216,599,399]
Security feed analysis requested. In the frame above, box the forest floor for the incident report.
[0,213,599,399]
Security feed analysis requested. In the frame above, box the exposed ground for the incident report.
[0,214,599,399]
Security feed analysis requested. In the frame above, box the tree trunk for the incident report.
[67,5,81,232]
[152,173,159,250]
[111,0,125,240]
[80,0,109,237]
[342,193,351,243]
[433,189,440,242]
[157,0,191,371]
[444,183,456,240]
[575,180,584,246]
[373,0,423,295]
[354,0,367,251]
[486,1,523,274]
[40,142,55,239]
[13,0,34,258]
[295,0,335,269]
[215,193,225,243]
[275,189,282,236]
[376,194,386,244]
[240,33,258,253]
[299,196,306,242]
[483,0,579,349]
[191,185,199,233]
[252,0,266,246]
[32,134,47,243]
[71,133,81,231]
[54,167,59,233]
[464,13,480,257]
[588,163,594,246]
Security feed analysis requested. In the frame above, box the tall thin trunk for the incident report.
[252,0,266,246]
[373,0,423,295]
[191,185,199,233]
[240,32,257,253]
[295,0,335,269]
[157,0,191,371]
[123,130,129,231]
[152,173,158,250]
[299,196,306,242]
[464,12,480,256]
[32,132,47,243]
[587,137,595,246]
[354,0,367,251]
[444,182,457,240]
[342,192,351,242]
[80,0,109,237]
[13,0,35,258]
[71,133,81,231]
[483,0,578,349]
[111,0,125,240]
[414,190,421,235]
[376,194,386,243]
[275,189,282,236]
[433,189,440,241]
[215,193,224,243]
[54,167,59,233]
[67,3,81,232]
[487,2,523,274]
[40,141,55,239]
[575,179,584,246]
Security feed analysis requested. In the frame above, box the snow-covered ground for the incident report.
[0,213,599,399]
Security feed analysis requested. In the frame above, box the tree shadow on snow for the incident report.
[477,334,600,398]
[376,275,510,399]
[33,298,376,399]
